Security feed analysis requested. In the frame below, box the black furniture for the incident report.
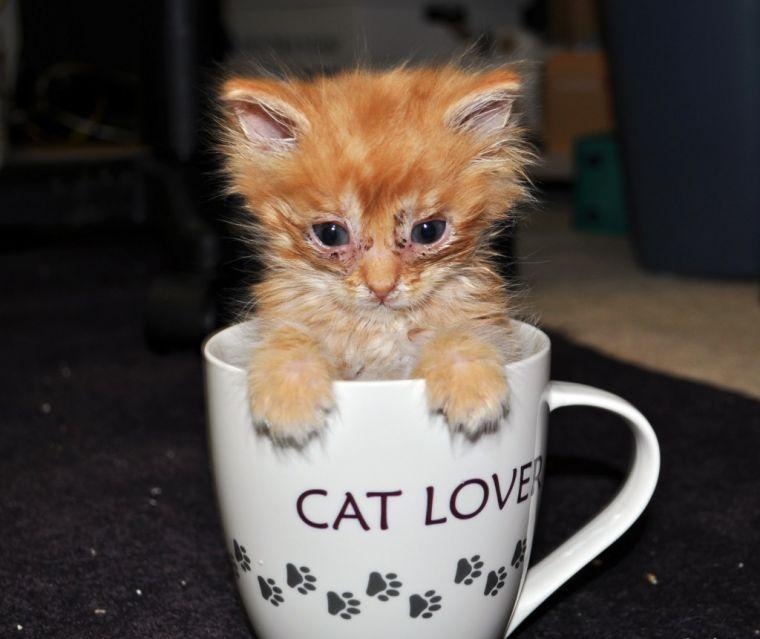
[602,1,760,277]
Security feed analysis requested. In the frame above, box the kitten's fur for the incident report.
[219,64,531,442]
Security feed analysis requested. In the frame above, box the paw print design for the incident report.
[233,539,251,573]
[229,553,239,579]
[484,566,507,597]
[286,563,317,594]
[454,554,484,585]
[511,539,527,570]
[366,571,402,601]
[409,590,442,619]
[327,591,361,620]
[258,576,284,607]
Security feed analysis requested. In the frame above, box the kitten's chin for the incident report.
[382,298,413,311]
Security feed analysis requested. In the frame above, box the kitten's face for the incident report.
[221,66,527,314]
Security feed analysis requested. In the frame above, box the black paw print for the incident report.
[233,539,251,573]
[258,576,284,607]
[366,571,402,601]
[511,539,527,570]
[229,553,239,579]
[484,566,507,596]
[454,554,484,585]
[286,563,317,594]
[409,590,442,619]
[327,591,361,620]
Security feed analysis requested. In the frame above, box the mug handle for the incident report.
[505,382,660,636]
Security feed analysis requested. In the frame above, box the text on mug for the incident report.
[295,455,543,531]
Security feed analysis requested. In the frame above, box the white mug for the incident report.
[203,320,660,639]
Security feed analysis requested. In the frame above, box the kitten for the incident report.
[219,64,531,442]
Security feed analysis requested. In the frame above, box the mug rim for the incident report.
[203,320,551,389]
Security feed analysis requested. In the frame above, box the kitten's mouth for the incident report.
[355,287,411,311]
[376,297,411,311]
[359,296,402,311]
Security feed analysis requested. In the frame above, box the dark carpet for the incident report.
[1,236,758,638]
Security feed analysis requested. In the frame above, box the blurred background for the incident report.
[0,0,758,395]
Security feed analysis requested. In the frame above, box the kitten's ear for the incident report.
[445,70,521,137]
[221,78,308,151]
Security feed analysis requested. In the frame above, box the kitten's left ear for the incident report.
[445,69,521,137]
[221,78,309,151]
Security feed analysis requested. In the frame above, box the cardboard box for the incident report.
[543,50,615,158]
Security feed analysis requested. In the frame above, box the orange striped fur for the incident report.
[219,65,531,442]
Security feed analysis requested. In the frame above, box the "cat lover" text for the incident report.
[295,456,543,531]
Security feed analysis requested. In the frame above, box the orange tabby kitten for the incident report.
[219,65,531,442]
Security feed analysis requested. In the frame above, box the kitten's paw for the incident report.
[248,355,335,444]
[422,358,509,435]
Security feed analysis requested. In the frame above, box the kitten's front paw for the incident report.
[248,356,335,443]
[421,358,509,435]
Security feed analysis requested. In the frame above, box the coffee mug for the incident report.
[203,320,659,639]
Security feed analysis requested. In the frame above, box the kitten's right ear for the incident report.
[444,69,521,138]
[221,79,308,152]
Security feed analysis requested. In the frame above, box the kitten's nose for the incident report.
[360,250,399,303]
[367,281,396,302]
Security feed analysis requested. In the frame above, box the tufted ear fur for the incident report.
[221,78,309,152]
[444,70,521,137]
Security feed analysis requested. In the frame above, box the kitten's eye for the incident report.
[411,219,447,245]
[312,222,350,247]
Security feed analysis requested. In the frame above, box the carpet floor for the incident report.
[1,236,758,638]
